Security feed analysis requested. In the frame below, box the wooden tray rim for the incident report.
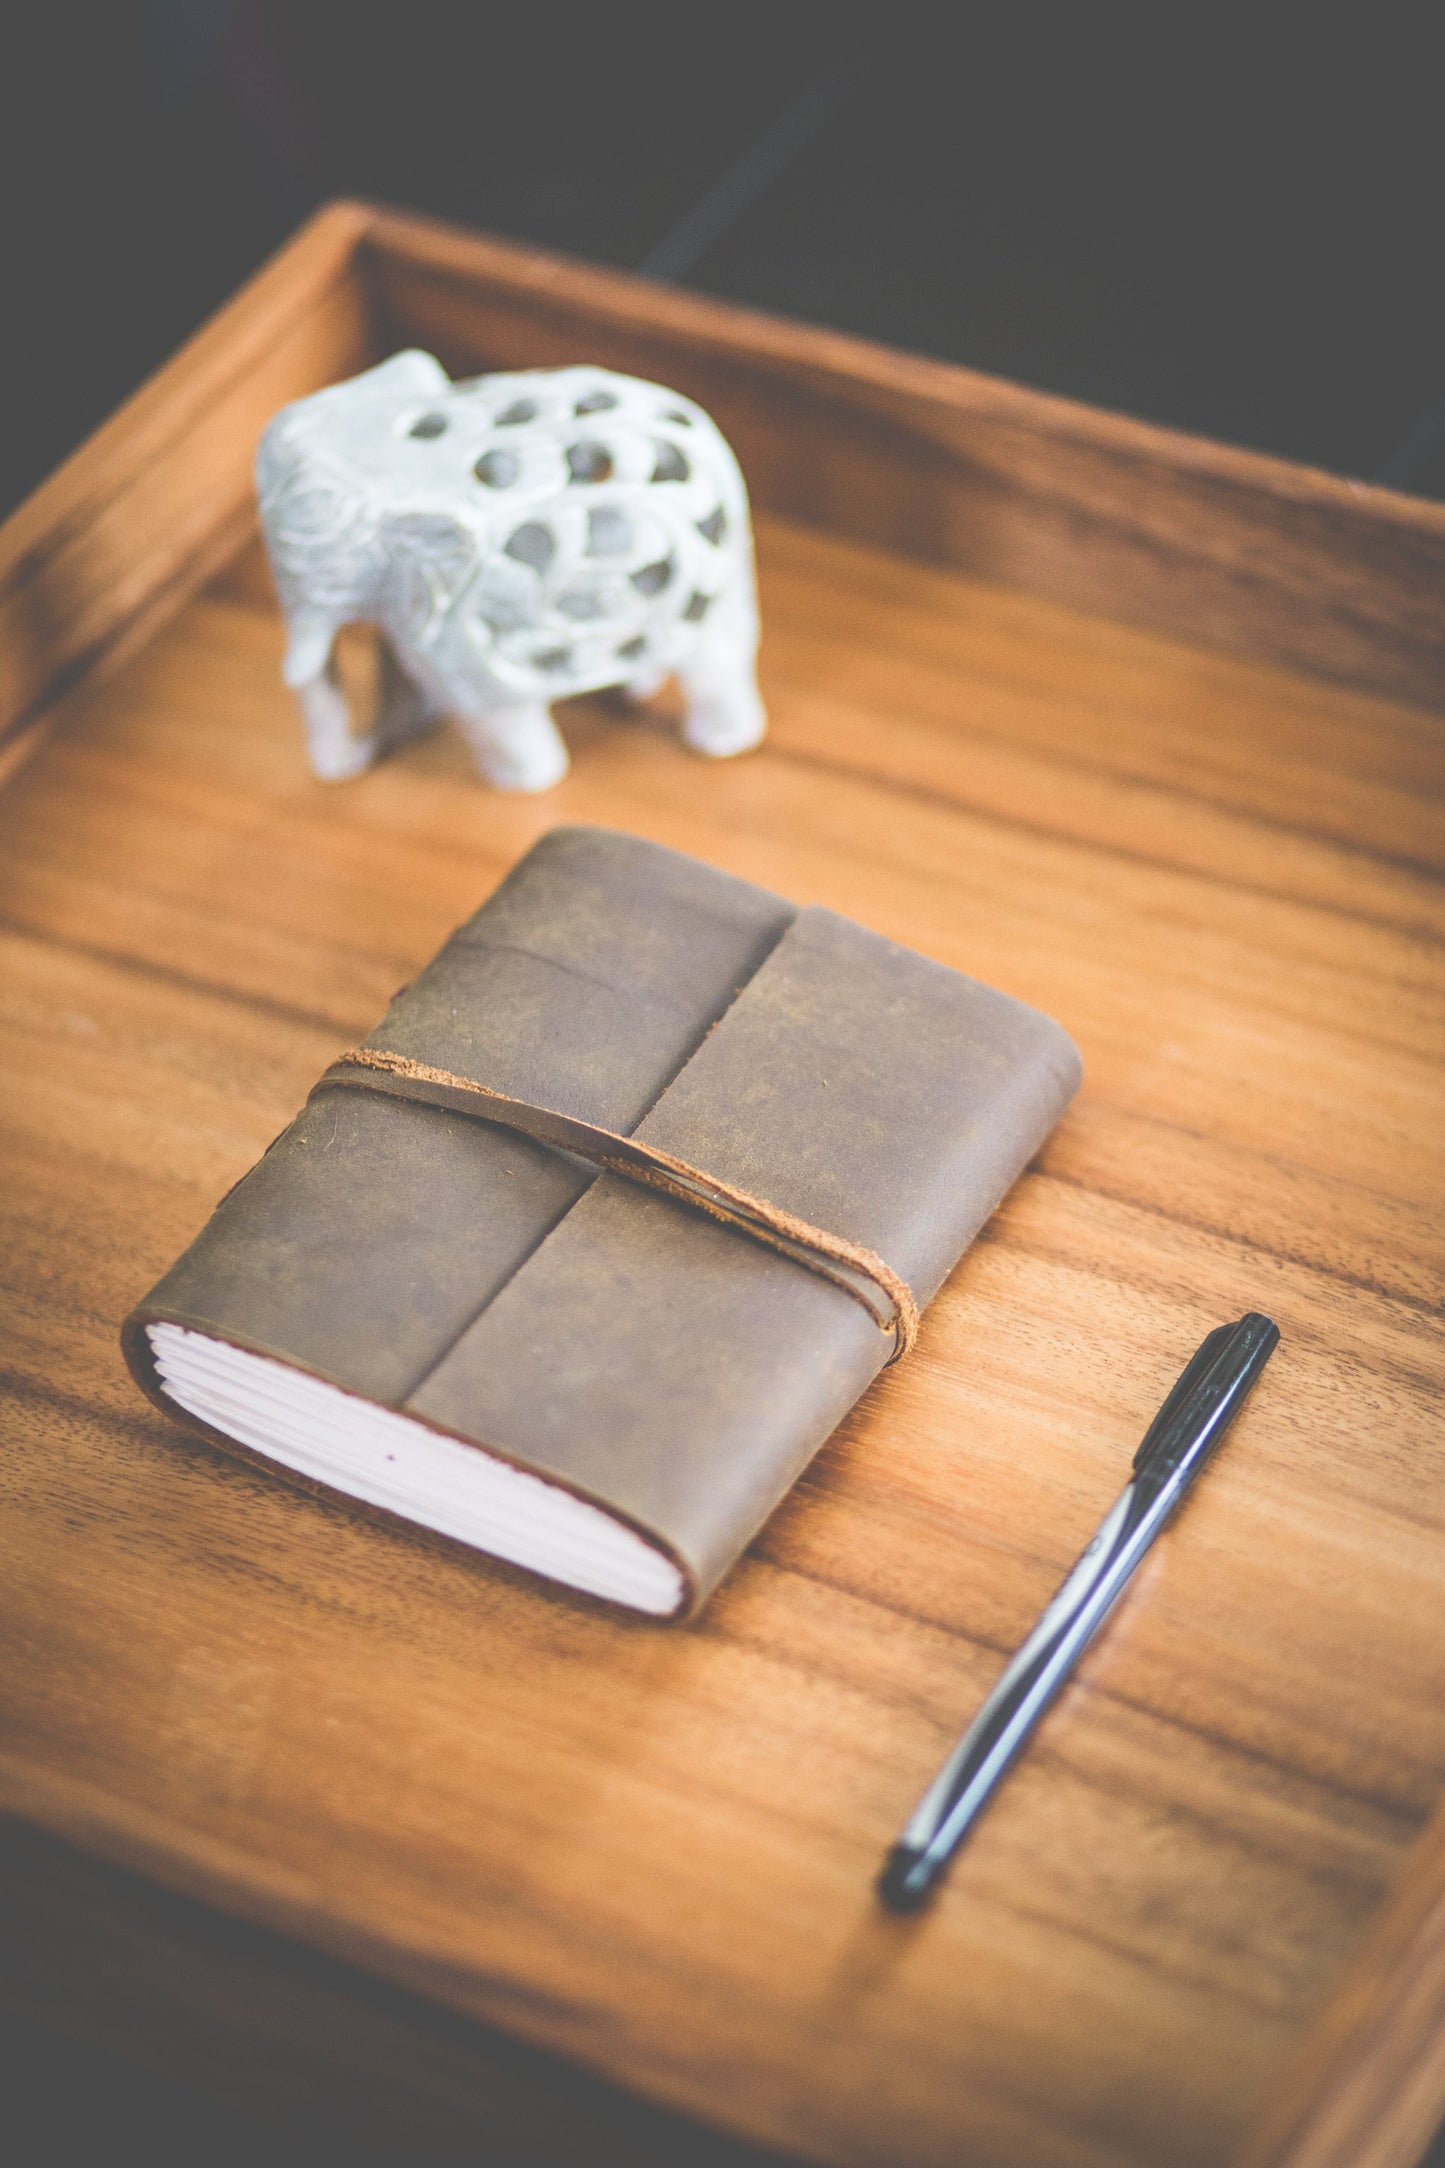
[2,199,1443,2168]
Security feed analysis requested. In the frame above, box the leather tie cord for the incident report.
[316,1046,920,1362]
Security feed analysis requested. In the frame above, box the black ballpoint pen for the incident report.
[878,1311,1280,1912]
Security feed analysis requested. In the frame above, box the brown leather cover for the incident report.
[122,827,1082,1615]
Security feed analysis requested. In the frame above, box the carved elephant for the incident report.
[255,350,766,790]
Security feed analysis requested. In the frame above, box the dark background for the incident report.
[4,3,1445,2162]
[5,1,1445,524]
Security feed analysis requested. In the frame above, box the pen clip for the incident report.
[1131,1323,1234,1472]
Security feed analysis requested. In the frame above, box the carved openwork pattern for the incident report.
[255,351,765,790]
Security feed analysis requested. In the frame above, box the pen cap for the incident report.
[1132,1313,1279,1481]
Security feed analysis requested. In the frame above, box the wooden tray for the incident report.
[2,201,1443,2168]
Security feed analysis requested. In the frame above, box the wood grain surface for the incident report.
[2,506,1442,2168]
[1,204,1443,2168]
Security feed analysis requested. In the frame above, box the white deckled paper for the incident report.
[148,1322,684,1614]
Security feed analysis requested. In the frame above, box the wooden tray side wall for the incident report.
[364,208,1445,713]
[0,204,376,785]
[1237,1799,1445,2168]
[3,198,1444,797]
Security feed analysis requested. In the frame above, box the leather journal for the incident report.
[123,827,1082,1618]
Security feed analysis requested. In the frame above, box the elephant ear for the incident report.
[259,466,379,619]
[380,512,476,634]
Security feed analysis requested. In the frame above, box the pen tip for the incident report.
[877,1845,937,1913]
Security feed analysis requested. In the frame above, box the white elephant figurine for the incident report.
[255,350,766,790]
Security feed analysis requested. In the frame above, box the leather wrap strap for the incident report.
[316,1046,919,1361]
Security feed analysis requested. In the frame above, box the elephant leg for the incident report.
[282,612,378,781]
[293,656,379,780]
[451,694,570,792]
[677,637,766,758]
[624,663,669,703]
[675,575,766,759]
